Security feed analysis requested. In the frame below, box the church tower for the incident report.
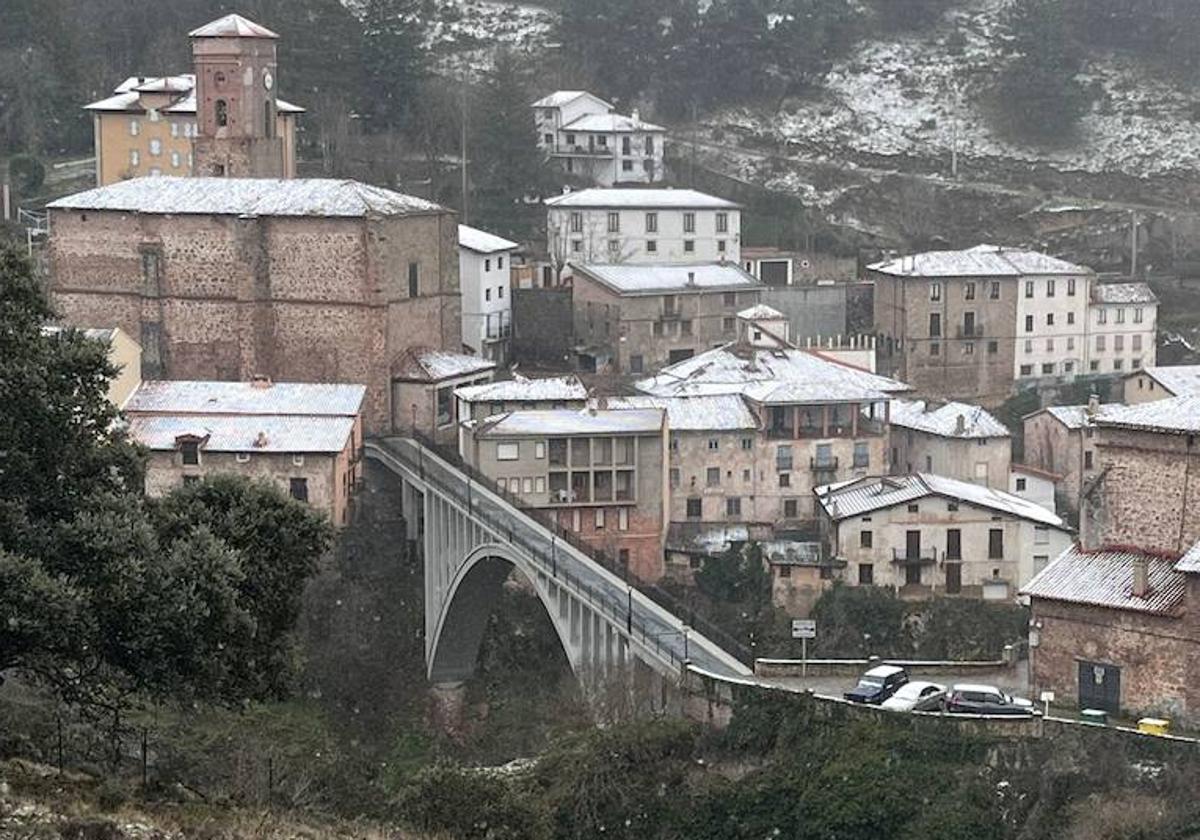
[189,14,286,178]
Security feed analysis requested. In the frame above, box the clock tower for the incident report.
[189,14,286,178]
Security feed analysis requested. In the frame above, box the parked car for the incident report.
[844,665,908,704]
[880,680,946,712]
[944,684,1037,716]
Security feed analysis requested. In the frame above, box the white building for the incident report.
[532,90,666,186]
[546,188,741,270]
[1009,248,1094,383]
[1086,282,1158,377]
[1123,364,1200,404]
[887,398,1011,488]
[458,224,517,363]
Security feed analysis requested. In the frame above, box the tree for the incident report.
[989,0,1090,142]
[359,0,425,133]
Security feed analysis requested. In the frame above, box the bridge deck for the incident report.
[367,437,751,680]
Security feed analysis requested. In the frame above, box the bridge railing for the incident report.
[390,432,755,669]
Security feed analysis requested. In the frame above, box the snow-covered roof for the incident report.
[132,75,194,93]
[869,244,1090,278]
[391,347,496,383]
[476,408,664,437]
[545,188,740,210]
[458,224,518,254]
[607,394,757,431]
[92,75,302,115]
[1091,282,1157,304]
[189,14,279,38]
[1094,395,1200,435]
[1138,365,1200,397]
[125,380,365,417]
[163,89,304,115]
[1021,545,1187,616]
[573,262,761,296]
[85,91,144,112]
[737,304,785,321]
[455,374,586,403]
[815,473,1067,528]
[130,414,353,454]
[1175,539,1200,574]
[888,399,1009,439]
[1036,403,1119,430]
[531,90,611,109]
[49,177,443,218]
[636,344,908,404]
[560,113,665,133]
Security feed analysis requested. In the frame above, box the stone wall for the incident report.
[889,428,1012,489]
[1023,412,1090,516]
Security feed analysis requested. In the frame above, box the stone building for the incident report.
[816,473,1073,599]
[571,262,764,372]
[1023,542,1200,724]
[1122,364,1200,405]
[532,91,666,186]
[1081,395,1200,556]
[390,348,495,446]
[124,379,365,525]
[460,407,669,581]
[458,225,517,362]
[84,14,301,186]
[455,374,587,423]
[887,398,1011,488]
[46,177,464,434]
[1022,399,1111,519]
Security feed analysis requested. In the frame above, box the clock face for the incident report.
[263,71,274,91]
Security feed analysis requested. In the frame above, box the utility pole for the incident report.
[460,70,469,225]
[1129,210,1140,278]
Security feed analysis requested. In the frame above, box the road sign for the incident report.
[791,619,816,639]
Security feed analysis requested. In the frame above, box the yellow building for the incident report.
[84,15,302,186]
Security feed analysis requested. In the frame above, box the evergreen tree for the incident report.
[359,0,426,132]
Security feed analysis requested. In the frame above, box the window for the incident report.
[929,282,941,301]
[716,212,729,233]
[947,502,958,511]
[717,240,727,252]
[907,503,919,513]
[645,136,655,154]
[485,258,492,273]
[683,212,696,233]
[498,257,504,270]
[963,311,976,336]
[1025,280,1034,298]
[1068,277,1076,296]
[669,468,680,488]
[1025,315,1034,332]
[853,441,869,468]
[726,497,742,517]
[496,442,519,461]
[1047,279,1056,297]
[723,316,736,332]
[607,211,620,233]
[1020,364,1033,376]
[645,212,658,232]
[1067,312,1075,325]
[1096,335,1106,352]
[170,151,181,168]
[686,497,702,518]
[1046,313,1054,326]
[1116,308,1126,324]
[1114,359,1124,371]
[680,319,693,336]
[629,354,644,373]
[485,289,491,302]
[595,508,606,530]
[607,239,620,254]
[1067,337,1075,350]
[784,499,798,518]
[988,528,1003,559]
[170,122,179,138]
[149,138,162,156]
[289,478,309,502]
[708,438,719,451]
[778,565,791,579]
[1098,308,1107,325]
[946,528,962,560]
[963,342,975,355]
[988,340,998,354]
[436,387,453,426]
[1084,450,1094,469]
[930,342,940,356]
[1133,334,1142,352]
[990,281,1000,300]
[1090,360,1100,372]
[1134,307,1144,324]
[741,437,753,450]
[1065,361,1074,373]
[568,212,583,234]
[646,240,657,253]
[621,136,631,155]
[535,442,545,459]
[129,119,140,137]
[130,149,140,167]
[408,262,419,297]
[498,286,504,299]
[1042,363,1054,374]
[683,240,695,253]
[523,477,534,494]
[859,563,874,585]
[964,282,976,300]
[706,467,720,487]
[1016,478,1027,491]
[860,530,873,549]
[929,312,941,337]
[180,441,200,466]
[1114,335,1124,352]
[215,99,228,127]
[779,473,791,488]
[1046,339,1054,352]
[1035,525,1049,545]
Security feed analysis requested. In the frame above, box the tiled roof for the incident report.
[50,177,442,218]
[869,244,1089,278]
[815,473,1067,528]
[455,374,586,402]
[1091,282,1157,304]
[458,224,518,254]
[889,399,1010,439]
[573,262,762,295]
[1093,395,1200,434]
[390,347,496,383]
[1175,539,1200,574]
[476,408,664,437]
[636,344,908,404]
[125,380,364,417]
[560,113,665,133]
[129,414,354,454]
[545,188,739,210]
[1139,365,1200,397]
[1021,545,1188,616]
[607,394,757,431]
[189,14,279,38]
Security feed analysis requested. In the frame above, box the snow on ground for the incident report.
[715,0,1200,179]
[420,0,554,55]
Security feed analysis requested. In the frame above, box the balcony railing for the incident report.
[549,144,615,159]
[956,323,985,338]
[892,548,938,564]
[810,457,839,472]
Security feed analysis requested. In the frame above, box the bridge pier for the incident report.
[429,680,468,739]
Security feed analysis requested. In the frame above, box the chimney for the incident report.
[1132,555,1149,598]
[253,431,270,448]
[1086,393,1100,416]
[956,414,966,435]
[631,108,640,123]
[250,374,273,389]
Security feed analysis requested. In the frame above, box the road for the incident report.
[764,665,1030,699]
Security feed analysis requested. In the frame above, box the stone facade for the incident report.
[1023,410,1098,519]
[889,427,1011,489]
[47,204,461,433]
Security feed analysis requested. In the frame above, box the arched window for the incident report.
[215,99,228,127]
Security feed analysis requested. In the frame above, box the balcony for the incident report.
[549,144,615,159]
[810,456,839,473]
[891,548,938,564]
[956,323,985,338]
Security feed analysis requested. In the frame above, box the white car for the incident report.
[880,680,947,712]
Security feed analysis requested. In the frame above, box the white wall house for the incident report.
[532,90,666,186]
[545,188,741,270]
[1086,282,1158,377]
[458,224,518,363]
[1010,251,1094,383]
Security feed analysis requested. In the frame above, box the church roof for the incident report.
[189,14,279,39]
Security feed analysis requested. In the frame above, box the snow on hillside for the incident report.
[420,0,554,54]
[714,0,1200,179]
